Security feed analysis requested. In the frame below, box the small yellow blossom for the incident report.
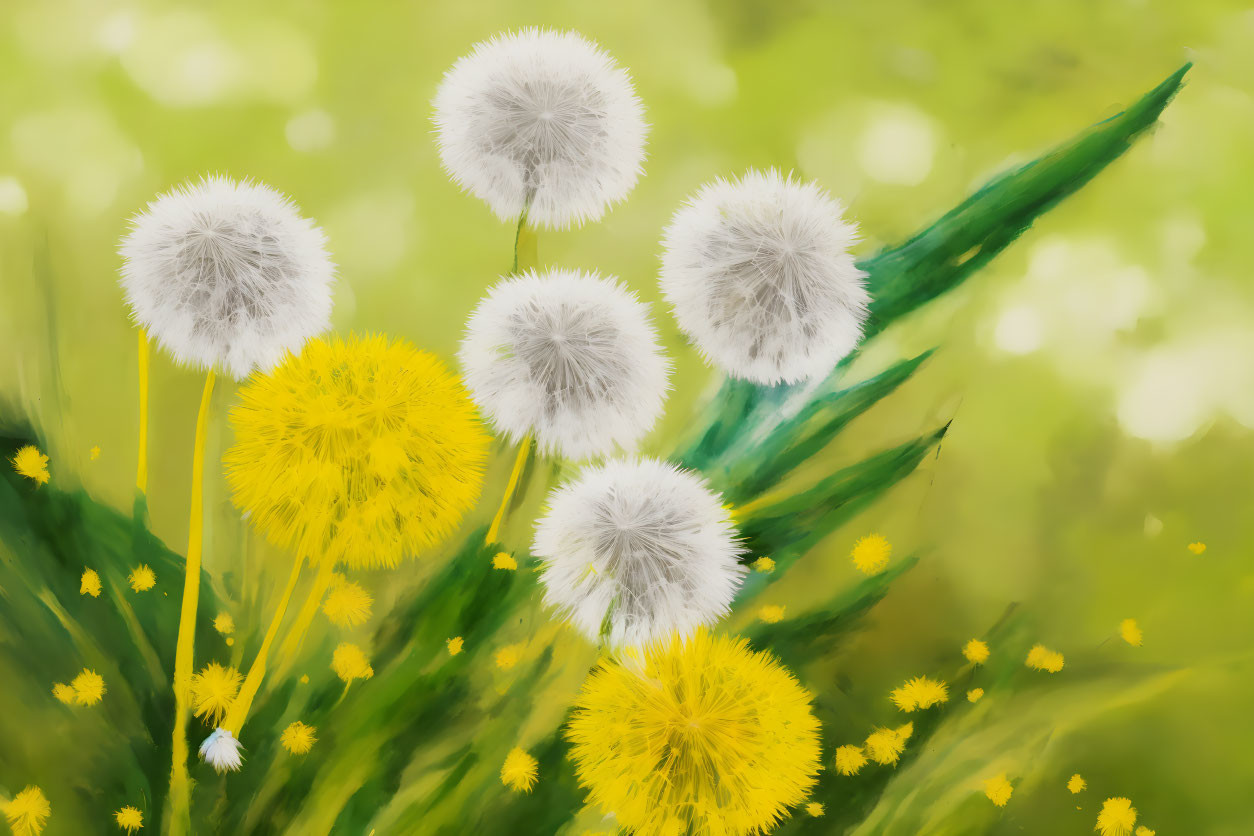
[114,805,143,832]
[757,605,786,624]
[963,639,990,665]
[11,445,50,486]
[752,556,775,573]
[1096,797,1137,836]
[1068,774,1086,794]
[89,446,101,461]
[967,688,984,703]
[51,683,75,704]
[1135,828,1155,836]
[833,745,867,776]
[80,569,102,598]
[4,785,50,836]
[501,747,538,792]
[1026,644,1065,673]
[1187,541,1206,555]
[225,638,234,646]
[495,644,521,670]
[71,669,106,706]
[865,725,910,765]
[190,663,242,726]
[447,637,464,656]
[492,552,518,570]
[213,613,235,635]
[851,534,891,575]
[331,643,374,682]
[322,576,374,628]
[890,676,949,712]
[128,565,156,592]
[299,674,309,684]
[1119,619,1143,647]
[983,774,1013,807]
[805,802,824,817]
[280,721,317,755]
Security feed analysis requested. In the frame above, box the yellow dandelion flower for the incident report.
[500,747,539,793]
[492,552,518,570]
[128,565,156,592]
[1068,774,1087,794]
[331,642,373,682]
[567,630,821,836]
[213,613,235,635]
[890,676,948,712]
[114,805,143,832]
[51,683,75,704]
[983,774,1013,807]
[495,645,521,670]
[758,605,786,624]
[11,445,50,486]
[805,802,824,817]
[1026,644,1065,673]
[834,745,867,776]
[280,721,317,755]
[851,533,891,575]
[190,662,242,726]
[71,669,105,706]
[225,637,234,646]
[967,688,984,703]
[4,785,50,836]
[322,575,374,628]
[865,725,910,765]
[1186,541,1206,555]
[80,569,102,598]
[1096,797,1137,836]
[90,445,101,461]
[447,637,464,656]
[1135,828,1155,836]
[752,556,775,573]
[223,335,490,570]
[1119,619,1143,647]
[963,639,990,664]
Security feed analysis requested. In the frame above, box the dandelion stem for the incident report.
[511,208,537,275]
[222,552,304,735]
[167,368,216,836]
[271,557,338,681]
[486,434,533,546]
[136,328,149,495]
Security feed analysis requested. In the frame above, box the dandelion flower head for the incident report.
[834,745,867,776]
[51,683,75,704]
[501,747,539,793]
[865,723,912,765]
[806,803,824,817]
[851,534,891,575]
[1026,644,1065,673]
[890,676,949,712]
[80,569,102,598]
[963,639,990,664]
[447,637,464,656]
[322,575,374,628]
[199,727,243,774]
[492,552,518,570]
[331,642,374,682]
[114,806,143,832]
[1097,797,1137,836]
[280,721,317,754]
[213,613,235,635]
[4,785,50,836]
[224,334,489,569]
[752,556,775,573]
[758,605,786,624]
[566,630,821,836]
[128,565,156,592]
[71,669,106,706]
[967,688,984,703]
[1120,618,1143,647]
[11,445,49,486]
[190,662,243,726]
[1068,774,1087,794]
[983,774,1013,807]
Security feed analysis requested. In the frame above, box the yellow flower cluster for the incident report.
[54,669,106,706]
[1026,644,1065,673]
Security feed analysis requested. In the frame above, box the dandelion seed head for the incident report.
[322,575,374,627]
[851,534,891,575]
[119,176,335,380]
[80,568,102,598]
[433,28,647,229]
[12,445,50,485]
[501,747,539,792]
[114,805,143,832]
[1026,644,1065,673]
[834,744,867,776]
[567,631,821,836]
[4,785,50,836]
[1120,618,1143,647]
[460,269,669,459]
[190,663,242,726]
[984,774,1013,807]
[280,721,317,754]
[71,669,106,706]
[331,643,373,682]
[890,676,949,712]
[446,636,464,656]
[198,727,243,774]
[660,169,868,385]
[535,458,745,649]
[963,638,990,664]
[128,564,156,592]
[225,335,489,569]
[1097,797,1137,836]
[1068,774,1087,794]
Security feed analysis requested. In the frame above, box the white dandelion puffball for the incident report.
[199,727,243,774]
[534,458,745,648]
[660,169,870,385]
[119,175,335,380]
[459,268,670,460]
[433,28,647,229]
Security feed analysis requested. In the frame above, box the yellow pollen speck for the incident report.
[1096,797,1137,836]
[4,785,50,836]
[757,605,786,624]
[1119,618,1143,647]
[114,805,143,832]
[128,565,156,592]
[89,445,101,461]
[834,745,867,776]
[1068,773,1086,794]
[1026,644,1065,673]
[447,637,464,656]
[963,639,990,664]
[80,569,102,598]
[890,676,948,712]
[280,721,317,754]
[11,444,50,486]
[492,552,518,570]
[501,747,539,792]
[213,613,235,635]
[851,534,891,575]
[495,644,521,670]
[331,643,374,682]
[805,802,824,817]
[983,774,1013,807]
[1187,541,1206,555]
[52,683,75,704]
[752,556,775,573]
[967,688,984,703]
[71,668,106,706]
[190,662,242,726]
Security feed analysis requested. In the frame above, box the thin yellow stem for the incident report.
[136,329,149,494]
[222,553,304,735]
[167,369,216,836]
[271,557,338,681]
[486,434,533,546]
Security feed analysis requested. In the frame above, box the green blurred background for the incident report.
[2,0,1252,833]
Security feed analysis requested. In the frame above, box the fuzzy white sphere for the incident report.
[432,28,647,229]
[119,175,335,380]
[660,169,870,385]
[199,727,243,774]
[459,268,670,460]
[534,457,745,648]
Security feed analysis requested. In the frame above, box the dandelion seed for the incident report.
[535,458,744,649]
[660,169,868,385]
[331,643,373,682]
[4,785,50,836]
[114,805,143,832]
[80,569,102,598]
[322,576,373,628]
[963,639,990,664]
[567,630,821,836]
[1186,542,1206,555]
[190,663,242,726]
[1026,644,1065,673]
[1068,774,1087,794]
[459,269,670,459]
[11,445,50,486]
[983,774,1013,807]
[51,683,74,704]
[1096,797,1137,836]
[433,28,647,229]
[758,605,786,624]
[865,724,911,766]
[128,565,156,592]
[806,803,824,817]
[1120,619,1143,647]
[71,669,105,706]
[752,556,775,573]
[447,637,464,656]
[89,446,101,461]
[851,534,891,575]
[500,747,539,793]
[492,553,518,571]
[280,721,317,755]
[967,688,984,703]
[834,745,867,776]
[495,645,521,670]
[198,727,243,774]
[890,676,949,712]
[213,613,235,635]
